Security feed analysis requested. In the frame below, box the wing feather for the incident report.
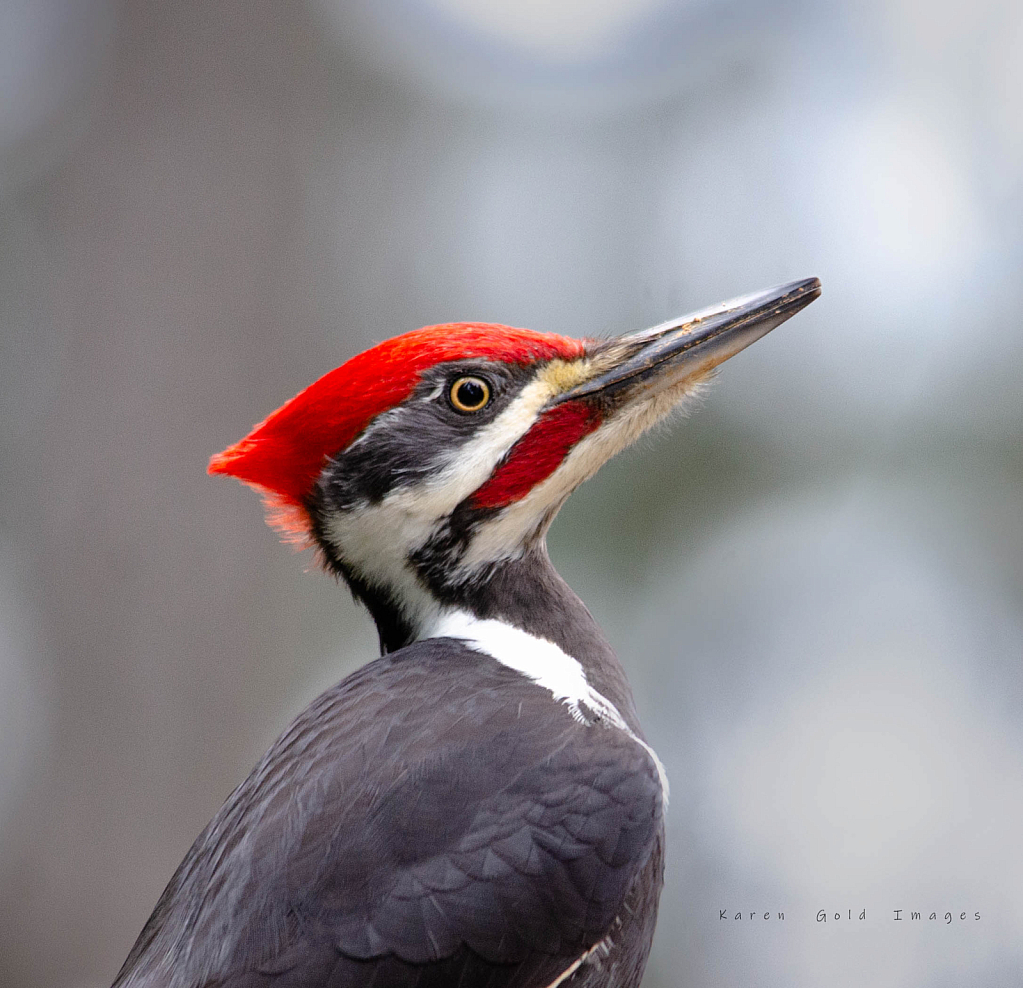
[113,639,663,988]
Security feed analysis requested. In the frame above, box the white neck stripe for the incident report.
[423,611,669,802]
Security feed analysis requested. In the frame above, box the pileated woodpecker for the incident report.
[113,278,819,988]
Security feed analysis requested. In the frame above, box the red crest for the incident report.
[209,323,585,539]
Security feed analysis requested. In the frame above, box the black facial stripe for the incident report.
[407,498,504,604]
[318,360,536,512]
[408,481,567,608]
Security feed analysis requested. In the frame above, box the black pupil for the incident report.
[456,380,486,408]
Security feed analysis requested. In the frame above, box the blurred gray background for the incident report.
[1,1,1021,986]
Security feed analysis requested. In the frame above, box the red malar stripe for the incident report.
[472,402,602,510]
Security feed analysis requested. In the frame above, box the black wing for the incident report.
[113,639,664,988]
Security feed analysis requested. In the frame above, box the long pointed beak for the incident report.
[556,277,821,406]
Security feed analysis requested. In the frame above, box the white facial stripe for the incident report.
[323,374,561,629]
[426,611,669,802]
[415,373,555,505]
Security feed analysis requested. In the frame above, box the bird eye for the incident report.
[449,376,491,413]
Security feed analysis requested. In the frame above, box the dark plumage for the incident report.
[114,635,664,988]
[114,279,818,988]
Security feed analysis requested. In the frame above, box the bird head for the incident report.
[211,278,820,650]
